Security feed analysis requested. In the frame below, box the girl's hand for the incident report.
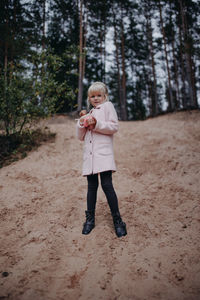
[79,110,87,117]
[79,110,87,126]
[85,116,96,129]
[79,116,85,126]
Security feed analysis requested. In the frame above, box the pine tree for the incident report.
[177,0,198,108]
[157,0,174,111]
[77,0,84,111]
[0,0,34,69]
[143,0,159,116]
[47,0,79,112]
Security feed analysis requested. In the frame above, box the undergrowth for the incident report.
[0,127,56,168]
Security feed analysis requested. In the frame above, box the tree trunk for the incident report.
[100,25,104,81]
[82,3,88,87]
[99,21,106,82]
[178,0,197,108]
[178,24,187,108]
[4,6,9,136]
[120,7,127,121]
[77,0,83,111]
[113,9,122,117]
[4,41,8,82]
[42,0,46,50]
[171,38,181,109]
[171,42,180,109]
[103,21,106,83]
[145,10,158,116]
[158,0,173,111]
[4,5,9,82]
[190,56,198,107]
[11,0,17,64]
[40,0,46,103]
[169,2,180,109]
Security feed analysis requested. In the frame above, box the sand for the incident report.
[0,110,200,300]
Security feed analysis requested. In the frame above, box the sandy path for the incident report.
[0,110,200,300]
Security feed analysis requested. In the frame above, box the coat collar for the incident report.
[90,101,107,112]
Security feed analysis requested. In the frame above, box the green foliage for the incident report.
[1,0,199,121]
[0,65,31,136]
[0,49,75,137]
[0,0,34,68]
[50,46,78,113]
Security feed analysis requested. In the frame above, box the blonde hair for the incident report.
[87,82,109,109]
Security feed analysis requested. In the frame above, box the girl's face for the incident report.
[89,90,106,107]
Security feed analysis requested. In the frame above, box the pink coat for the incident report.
[76,101,119,176]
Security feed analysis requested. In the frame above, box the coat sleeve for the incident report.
[76,120,87,141]
[93,102,119,135]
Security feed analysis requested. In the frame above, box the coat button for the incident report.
[90,152,92,155]
[90,141,92,143]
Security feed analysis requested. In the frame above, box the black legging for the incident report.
[87,171,119,213]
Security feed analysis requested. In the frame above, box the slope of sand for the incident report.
[0,110,200,300]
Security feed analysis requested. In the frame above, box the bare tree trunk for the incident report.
[103,21,106,82]
[171,38,181,109]
[145,10,158,116]
[82,3,88,86]
[40,0,46,103]
[113,9,122,116]
[190,56,198,107]
[144,66,152,115]
[4,41,8,82]
[77,0,83,111]
[178,25,187,108]
[100,25,104,81]
[169,2,180,109]
[4,9,9,82]
[178,0,197,108]
[4,2,9,136]
[99,20,106,82]
[158,0,173,111]
[11,0,17,65]
[120,7,127,121]
[42,0,46,50]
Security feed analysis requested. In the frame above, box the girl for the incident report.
[76,82,127,238]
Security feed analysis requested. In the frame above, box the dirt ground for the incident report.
[0,110,200,300]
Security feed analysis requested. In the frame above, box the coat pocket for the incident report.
[97,143,113,156]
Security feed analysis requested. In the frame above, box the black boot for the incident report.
[112,211,127,238]
[82,210,95,235]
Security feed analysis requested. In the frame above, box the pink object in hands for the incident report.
[84,115,93,127]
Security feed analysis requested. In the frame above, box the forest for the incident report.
[1,1,200,298]
[0,0,200,134]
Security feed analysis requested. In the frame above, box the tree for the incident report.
[144,0,159,116]
[47,0,79,112]
[110,0,128,120]
[157,0,174,111]
[178,0,198,108]
[77,0,87,112]
[0,0,34,69]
